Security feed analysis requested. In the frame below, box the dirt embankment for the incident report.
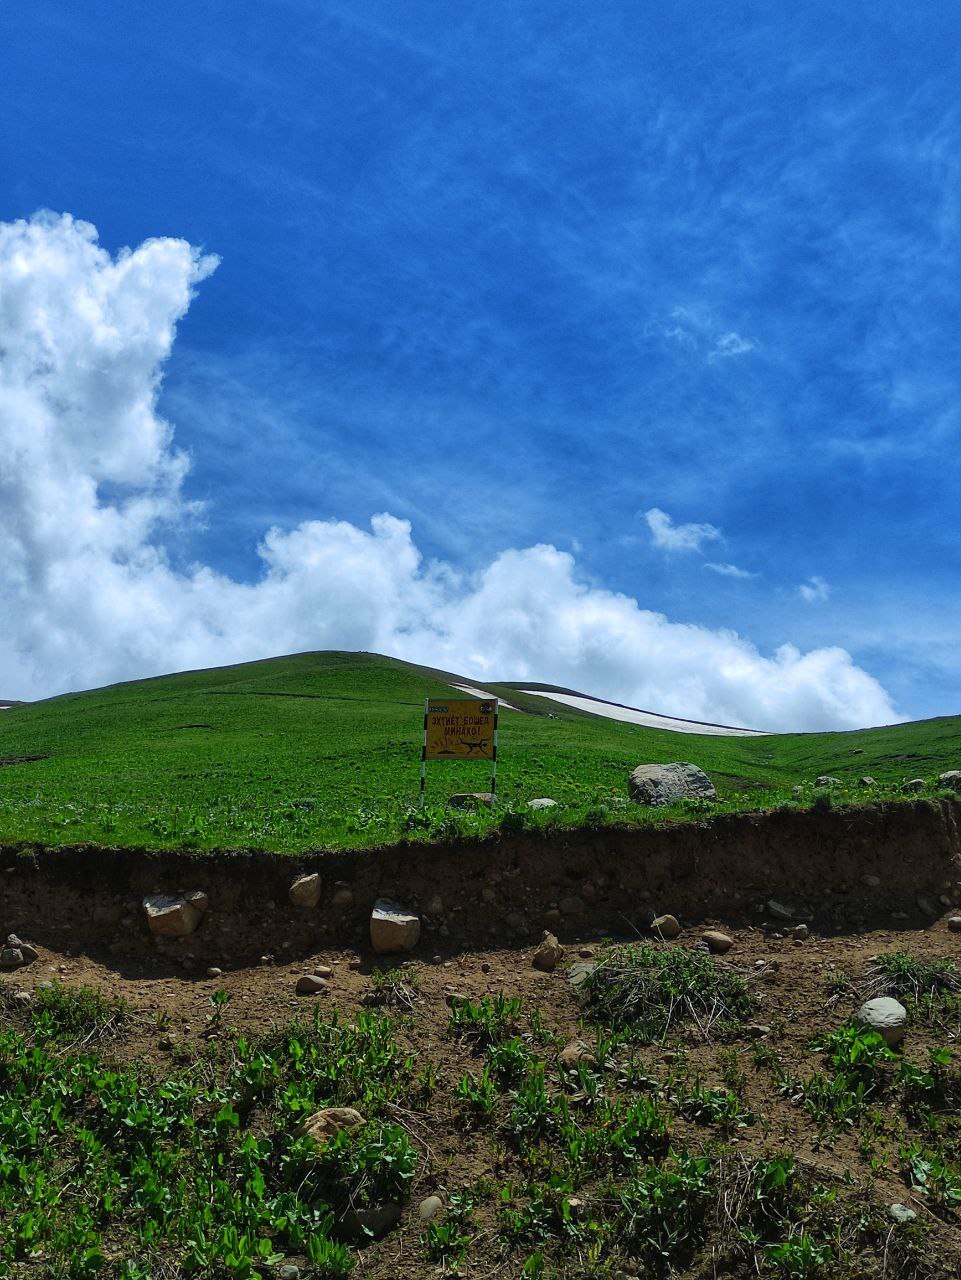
[2,799,960,966]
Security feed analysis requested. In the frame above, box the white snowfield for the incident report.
[519,690,769,737]
[450,683,519,711]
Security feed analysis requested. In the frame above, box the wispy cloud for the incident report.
[705,561,756,579]
[644,508,722,554]
[709,331,756,360]
[798,576,831,603]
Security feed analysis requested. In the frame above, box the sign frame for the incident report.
[419,696,499,806]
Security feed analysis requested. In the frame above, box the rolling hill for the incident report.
[0,650,958,852]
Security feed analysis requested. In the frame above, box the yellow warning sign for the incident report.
[425,698,497,760]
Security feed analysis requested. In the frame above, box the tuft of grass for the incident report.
[862,951,961,1004]
[580,943,758,1043]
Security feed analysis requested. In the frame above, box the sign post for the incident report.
[420,697,499,806]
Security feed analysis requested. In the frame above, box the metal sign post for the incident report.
[419,697,498,806]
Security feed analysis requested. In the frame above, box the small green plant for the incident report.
[448,993,524,1048]
[28,983,128,1045]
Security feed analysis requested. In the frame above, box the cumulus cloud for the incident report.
[644,507,723,554]
[704,562,756,579]
[798,576,831,603]
[0,213,898,731]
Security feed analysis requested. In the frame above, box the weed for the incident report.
[582,944,758,1043]
[448,993,524,1048]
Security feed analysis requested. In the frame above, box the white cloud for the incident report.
[704,561,756,579]
[644,507,723,554]
[0,213,898,731]
[798,576,831,603]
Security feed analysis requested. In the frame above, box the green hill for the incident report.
[0,650,958,852]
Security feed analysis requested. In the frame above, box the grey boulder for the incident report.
[628,762,716,806]
[857,997,908,1047]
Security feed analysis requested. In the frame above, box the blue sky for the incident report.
[1,1,959,723]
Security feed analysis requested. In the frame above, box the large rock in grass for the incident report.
[370,899,421,954]
[628,762,716,807]
[143,893,207,938]
[856,997,908,1047]
[938,771,961,793]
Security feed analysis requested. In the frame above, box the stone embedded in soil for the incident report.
[793,924,810,941]
[702,930,733,954]
[206,967,223,979]
[296,974,329,995]
[448,792,495,809]
[766,899,793,921]
[418,1195,444,1221]
[938,770,961,793]
[559,895,585,916]
[903,778,925,793]
[6,935,38,963]
[559,1038,597,1067]
[857,996,908,1046]
[859,776,877,786]
[331,883,354,908]
[567,959,596,987]
[301,1107,365,1148]
[862,874,881,888]
[289,873,322,909]
[143,894,205,938]
[888,1203,917,1224]
[532,931,564,971]
[0,947,24,969]
[652,913,681,940]
[528,797,557,809]
[370,899,421,954]
[815,776,840,787]
[916,893,939,916]
[628,762,717,806]
[949,917,961,933]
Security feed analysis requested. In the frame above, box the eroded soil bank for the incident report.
[2,799,960,965]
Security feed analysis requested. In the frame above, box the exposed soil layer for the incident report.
[2,799,960,966]
[3,918,961,1275]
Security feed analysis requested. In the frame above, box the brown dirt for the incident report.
[3,801,961,1276]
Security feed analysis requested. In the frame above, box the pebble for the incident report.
[948,917,961,933]
[652,914,680,940]
[793,924,810,941]
[532,932,564,972]
[702,930,733,954]
[278,1267,300,1280]
[418,1195,444,1222]
[296,974,329,995]
[206,967,223,979]
[888,1204,916,1225]
[861,874,881,888]
[348,957,362,970]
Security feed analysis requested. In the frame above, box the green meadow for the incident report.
[0,651,958,853]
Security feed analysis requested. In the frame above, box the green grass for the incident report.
[0,649,959,852]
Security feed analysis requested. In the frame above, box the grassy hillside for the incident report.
[0,650,958,852]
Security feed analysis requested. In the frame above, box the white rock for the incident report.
[528,797,557,809]
[370,899,421,954]
[857,997,908,1046]
[143,894,204,938]
[289,873,322,909]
